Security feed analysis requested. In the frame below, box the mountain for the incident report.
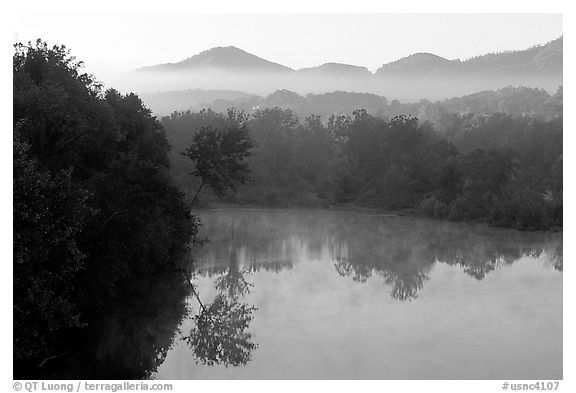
[135,46,293,73]
[376,37,563,79]
[136,38,562,77]
[463,36,562,72]
[376,53,456,79]
[127,37,562,101]
[297,63,371,77]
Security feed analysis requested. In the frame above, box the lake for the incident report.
[152,208,562,380]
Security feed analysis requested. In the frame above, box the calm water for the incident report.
[152,209,562,380]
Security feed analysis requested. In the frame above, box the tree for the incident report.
[14,40,196,368]
[249,107,299,183]
[13,132,92,361]
[183,109,255,206]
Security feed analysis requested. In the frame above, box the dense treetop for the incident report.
[14,40,196,364]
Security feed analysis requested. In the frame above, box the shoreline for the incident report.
[194,202,405,217]
[192,202,563,233]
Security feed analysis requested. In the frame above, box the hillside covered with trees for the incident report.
[196,86,563,125]
[13,41,197,373]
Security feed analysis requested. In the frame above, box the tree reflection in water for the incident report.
[183,293,257,367]
[213,221,254,299]
[195,210,562,303]
[183,220,258,368]
[552,244,563,272]
[23,271,193,380]
[35,211,562,378]
[324,213,563,301]
[214,270,253,298]
[178,209,562,371]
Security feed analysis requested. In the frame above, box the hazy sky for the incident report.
[13,14,562,84]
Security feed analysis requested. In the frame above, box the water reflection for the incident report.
[182,220,259,367]
[212,221,254,299]
[193,209,562,302]
[183,294,257,367]
[37,209,562,379]
[163,209,561,379]
[552,244,563,272]
[177,280,259,370]
[26,272,191,379]
[88,274,189,379]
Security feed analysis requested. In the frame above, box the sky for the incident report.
[13,14,562,84]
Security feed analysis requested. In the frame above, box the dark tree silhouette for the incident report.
[13,39,196,369]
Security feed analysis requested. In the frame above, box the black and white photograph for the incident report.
[7,2,571,389]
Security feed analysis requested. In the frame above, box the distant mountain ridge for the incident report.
[375,37,562,80]
[464,37,562,70]
[297,63,372,77]
[127,37,562,101]
[135,37,562,76]
[379,52,452,69]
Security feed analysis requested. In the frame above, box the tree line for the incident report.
[204,86,562,126]
[163,105,562,231]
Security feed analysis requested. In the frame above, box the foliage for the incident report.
[13,40,196,364]
[13,134,92,360]
[182,109,254,204]
[164,101,561,230]
[184,295,257,367]
[203,86,562,124]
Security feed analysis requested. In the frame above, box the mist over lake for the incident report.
[153,209,562,380]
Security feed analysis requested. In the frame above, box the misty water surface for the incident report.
[152,208,562,379]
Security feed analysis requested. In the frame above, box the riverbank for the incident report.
[195,202,405,217]
[193,202,562,233]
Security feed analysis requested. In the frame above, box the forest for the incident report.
[201,85,563,123]
[163,102,562,231]
[13,41,197,373]
[13,40,562,376]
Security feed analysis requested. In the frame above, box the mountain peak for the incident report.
[192,45,247,56]
[384,52,451,67]
[298,62,371,76]
[136,46,293,73]
[375,52,453,77]
[133,36,562,93]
